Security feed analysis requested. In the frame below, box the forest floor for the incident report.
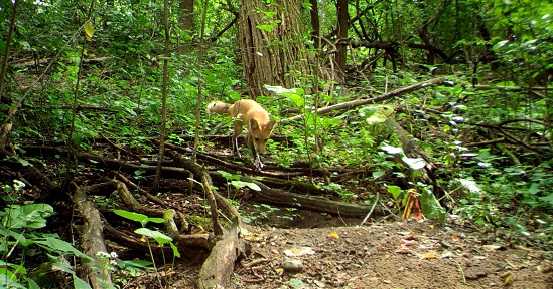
[125,208,553,289]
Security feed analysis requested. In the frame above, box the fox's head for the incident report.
[249,118,276,154]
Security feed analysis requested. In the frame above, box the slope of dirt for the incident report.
[126,217,552,289]
[228,220,552,289]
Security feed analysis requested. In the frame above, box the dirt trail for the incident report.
[227,221,552,289]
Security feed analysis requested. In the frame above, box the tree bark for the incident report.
[335,0,349,81]
[238,0,316,96]
[179,0,194,31]
[72,184,114,289]
[309,0,320,47]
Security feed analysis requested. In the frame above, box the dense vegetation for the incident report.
[1,0,551,288]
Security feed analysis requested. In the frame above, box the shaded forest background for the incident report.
[0,0,552,288]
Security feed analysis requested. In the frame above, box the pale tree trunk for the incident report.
[239,0,316,96]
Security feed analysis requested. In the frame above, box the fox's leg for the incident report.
[246,133,263,170]
[232,121,243,157]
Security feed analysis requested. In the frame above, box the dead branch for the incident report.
[283,77,448,123]
[114,179,175,218]
[103,221,213,253]
[21,145,373,218]
[116,174,168,207]
[12,56,112,68]
[211,172,374,218]
[472,84,550,91]
[197,218,244,289]
[165,150,226,236]
[71,183,114,289]
[159,141,304,178]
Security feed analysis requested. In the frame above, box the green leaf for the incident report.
[118,259,153,269]
[147,218,166,224]
[134,228,172,245]
[0,272,26,289]
[3,204,54,229]
[34,237,87,258]
[420,190,446,222]
[372,170,385,179]
[52,261,77,275]
[493,40,509,50]
[73,274,93,289]
[387,185,402,200]
[169,242,180,258]
[113,210,148,224]
[27,279,40,289]
[540,193,553,205]
[7,264,26,275]
[231,180,261,191]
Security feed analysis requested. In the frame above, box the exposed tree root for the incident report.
[72,183,114,289]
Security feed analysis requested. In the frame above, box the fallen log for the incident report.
[72,183,114,289]
[209,172,375,218]
[197,218,243,289]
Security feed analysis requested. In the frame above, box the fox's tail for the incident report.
[207,101,230,115]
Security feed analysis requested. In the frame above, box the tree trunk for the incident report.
[335,0,349,81]
[238,0,315,96]
[179,0,194,31]
[309,0,320,48]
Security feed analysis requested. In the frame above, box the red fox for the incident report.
[207,99,276,170]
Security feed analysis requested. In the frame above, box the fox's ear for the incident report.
[266,120,276,131]
[250,118,260,130]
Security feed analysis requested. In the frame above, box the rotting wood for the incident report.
[197,218,243,289]
[103,221,213,253]
[71,183,114,289]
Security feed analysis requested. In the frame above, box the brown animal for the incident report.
[207,99,276,170]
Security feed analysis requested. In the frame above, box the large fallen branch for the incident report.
[197,218,243,289]
[209,172,375,218]
[283,77,448,122]
[72,183,114,289]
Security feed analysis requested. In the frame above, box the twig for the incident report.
[242,258,270,268]
[453,259,466,284]
[360,191,380,226]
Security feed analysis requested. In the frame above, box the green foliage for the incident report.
[244,204,299,225]
[114,209,180,258]
[218,170,261,192]
[0,201,91,288]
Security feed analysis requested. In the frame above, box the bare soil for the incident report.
[126,212,553,289]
